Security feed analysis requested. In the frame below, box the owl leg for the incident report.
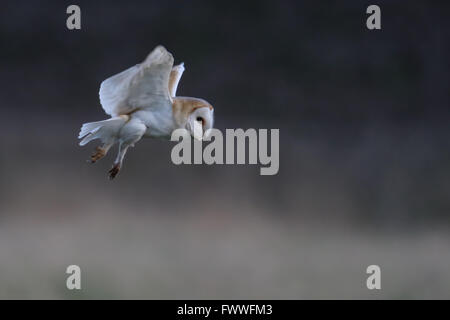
[90,142,114,163]
[108,119,146,180]
[108,143,129,179]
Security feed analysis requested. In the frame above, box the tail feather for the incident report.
[78,116,128,146]
[79,122,103,139]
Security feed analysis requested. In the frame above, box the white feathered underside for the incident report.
[99,45,174,117]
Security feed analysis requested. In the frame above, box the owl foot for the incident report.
[90,146,107,163]
[108,163,121,180]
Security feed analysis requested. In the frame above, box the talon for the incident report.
[90,146,106,163]
[108,164,121,180]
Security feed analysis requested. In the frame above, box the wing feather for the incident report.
[99,46,174,117]
[169,63,185,97]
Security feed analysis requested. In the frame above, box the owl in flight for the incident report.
[78,46,214,179]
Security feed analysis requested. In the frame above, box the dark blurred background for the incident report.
[0,0,449,299]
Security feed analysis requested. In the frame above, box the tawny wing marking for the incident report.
[99,45,174,117]
[169,63,185,97]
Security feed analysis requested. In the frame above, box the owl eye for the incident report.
[196,117,205,125]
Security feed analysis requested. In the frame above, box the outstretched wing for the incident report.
[99,46,174,117]
[169,63,185,97]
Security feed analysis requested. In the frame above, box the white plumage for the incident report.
[78,46,214,179]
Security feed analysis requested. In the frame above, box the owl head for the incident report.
[173,97,214,140]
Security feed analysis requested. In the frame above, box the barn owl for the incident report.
[78,46,214,179]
